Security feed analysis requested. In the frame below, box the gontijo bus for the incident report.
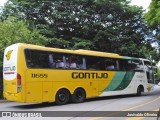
[3,43,154,105]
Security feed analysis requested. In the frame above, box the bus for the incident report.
[3,43,155,105]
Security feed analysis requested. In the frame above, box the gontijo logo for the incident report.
[5,50,13,60]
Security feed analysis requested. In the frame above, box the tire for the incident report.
[71,88,86,103]
[136,86,142,96]
[55,89,70,105]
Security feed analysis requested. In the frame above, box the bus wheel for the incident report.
[136,86,143,96]
[55,89,70,105]
[71,88,86,103]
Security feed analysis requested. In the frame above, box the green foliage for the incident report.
[0,17,48,65]
[155,68,160,82]
[47,38,70,48]
[145,0,160,28]
[0,0,159,63]
[145,0,160,41]
[71,37,95,50]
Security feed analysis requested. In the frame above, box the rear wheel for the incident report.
[71,88,86,103]
[55,89,70,105]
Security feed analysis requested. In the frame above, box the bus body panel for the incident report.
[100,72,146,96]
[43,81,53,102]
[3,44,18,93]
[3,44,27,102]
[25,69,115,102]
[25,82,42,102]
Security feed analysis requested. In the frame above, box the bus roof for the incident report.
[74,49,120,58]
[17,43,121,58]
[15,43,144,59]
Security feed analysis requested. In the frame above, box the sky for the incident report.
[130,0,152,10]
[0,0,152,9]
[0,0,6,7]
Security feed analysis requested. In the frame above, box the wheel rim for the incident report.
[76,91,83,99]
[58,93,66,102]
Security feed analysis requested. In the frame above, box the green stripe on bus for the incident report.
[102,72,126,91]
[122,56,140,60]
[114,72,135,90]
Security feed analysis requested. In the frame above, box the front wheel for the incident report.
[71,88,86,103]
[55,89,70,105]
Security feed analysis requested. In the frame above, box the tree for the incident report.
[1,0,159,62]
[145,0,160,64]
[145,0,160,40]
[0,17,48,65]
[154,68,160,83]
[145,0,160,28]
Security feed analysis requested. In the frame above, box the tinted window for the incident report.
[119,59,143,71]
[105,58,118,70]
[25,49,144,72]
[65,55,86,70]
[25,49,50,68]
[86,56,105,70]
[25,49,87,70]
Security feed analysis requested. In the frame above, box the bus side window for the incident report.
[56,60,64,68]
[38,53,50,68]
[105,58,117,71]
[49,54,54,68]
[82,57,86,69]
[25,50,37,68]
[118,59,128,71]
[76,57,86,70]
[65,55,86,70]
[51,53,65,69]
[27,59,35,68]
[86,56,105,70]
[106,61,115,70]
[70,62,76,69]
[25,49,51,69]
[118,59,144,71]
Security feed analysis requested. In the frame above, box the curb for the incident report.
[0,99,11,103]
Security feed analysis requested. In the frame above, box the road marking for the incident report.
[88,96,160,120]
[126,118,143,120]
[123,96,160,111]
[89,117,103,120]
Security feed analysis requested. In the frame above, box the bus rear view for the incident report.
[3,44,23,102]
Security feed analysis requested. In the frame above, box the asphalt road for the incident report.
[0,85,160,120]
